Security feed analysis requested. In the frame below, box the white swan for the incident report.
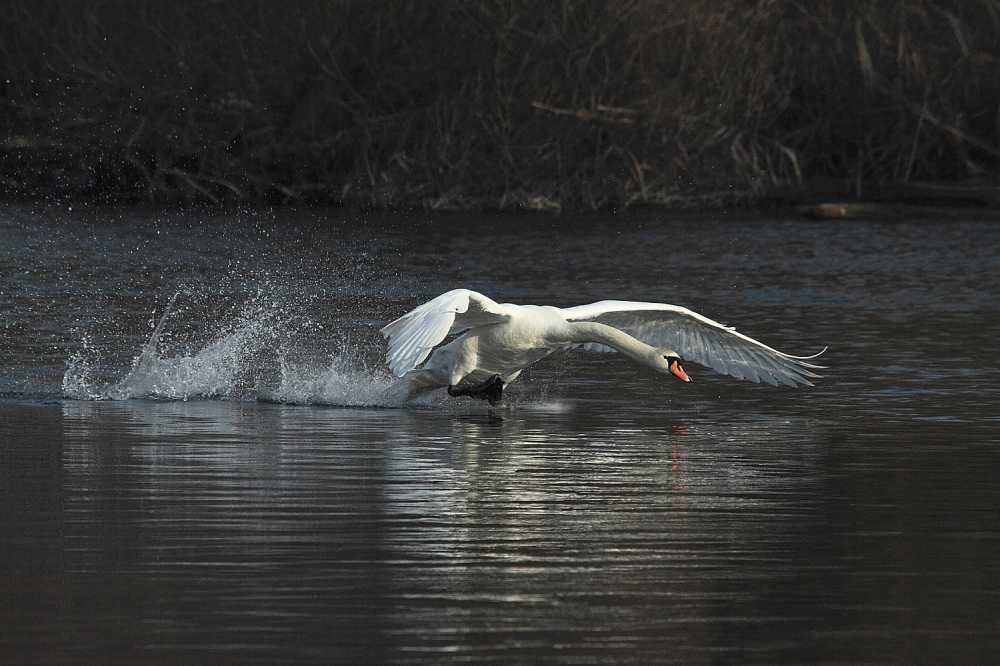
[381,289,824,404]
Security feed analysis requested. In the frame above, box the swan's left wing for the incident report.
[560,300,824,386]
[380,289,513,376]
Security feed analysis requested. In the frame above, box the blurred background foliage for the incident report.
[2,0,999,210]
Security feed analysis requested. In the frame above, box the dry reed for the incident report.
[2,0,998,210]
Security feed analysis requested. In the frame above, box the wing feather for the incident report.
[720,336,744,381]
[380,289,512,376]
[559,300,824,386]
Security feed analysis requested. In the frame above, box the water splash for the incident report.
[62,292,424,407]
[107,291,180,399]
[258,356,404,407]
[62,333,104,400]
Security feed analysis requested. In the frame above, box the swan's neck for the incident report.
[568,322,658,366]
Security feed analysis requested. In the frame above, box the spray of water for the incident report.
[260,356,402,407]
[61,333,103,401]
[62,292,419,407]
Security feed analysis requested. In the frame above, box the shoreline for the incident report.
[4,182,999,222]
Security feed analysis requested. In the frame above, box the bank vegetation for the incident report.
[3,0,1000,211]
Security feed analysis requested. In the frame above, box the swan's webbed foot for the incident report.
[448,374,504,406]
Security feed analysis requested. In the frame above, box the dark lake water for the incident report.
[2,203,1000,664]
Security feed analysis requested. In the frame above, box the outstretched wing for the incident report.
[380,289,513,376]
[559,300,824,386]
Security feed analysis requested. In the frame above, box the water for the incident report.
[2,203,999,664]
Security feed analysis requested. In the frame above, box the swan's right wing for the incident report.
[561,300,824,386]
[380,289,513,376]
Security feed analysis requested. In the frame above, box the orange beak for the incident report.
[669,359,691,382]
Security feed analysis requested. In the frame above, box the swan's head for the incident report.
[655,350,692,382]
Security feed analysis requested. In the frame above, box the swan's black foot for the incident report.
[448,374,504,406]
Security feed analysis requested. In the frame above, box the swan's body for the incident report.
[381,289,823,404]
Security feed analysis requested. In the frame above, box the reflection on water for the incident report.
[1,397,993,664]
[46,400,828,664]
[3,207,1000,663]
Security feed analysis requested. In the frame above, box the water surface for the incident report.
[2,204,999,664]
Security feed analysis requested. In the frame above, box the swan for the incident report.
[381,289,824,404]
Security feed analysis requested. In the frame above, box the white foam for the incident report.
[258,356,406,407]
[107,329,255,401]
